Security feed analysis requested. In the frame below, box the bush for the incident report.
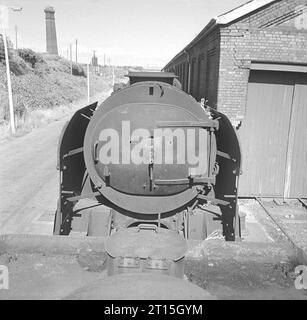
[72,62,86,77]
[17,48,45,68]
[9,53,31,75]
[0,46,114,137]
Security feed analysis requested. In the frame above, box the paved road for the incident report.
[0,92,111,235]
[0,118,65,235]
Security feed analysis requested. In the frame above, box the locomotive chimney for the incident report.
[44,6,58,55]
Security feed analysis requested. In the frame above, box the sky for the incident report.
[1,0,248,68]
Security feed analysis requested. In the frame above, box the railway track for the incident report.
[298,198,307,210]
[255,197,307,264]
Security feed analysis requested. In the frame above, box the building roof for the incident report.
[126,71,177,78]
[216,0,276,25]
[164,0,278,69]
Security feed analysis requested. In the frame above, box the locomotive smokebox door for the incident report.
[105,225,187,278]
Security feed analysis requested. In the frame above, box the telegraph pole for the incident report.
[75,39,78,62]
[2,21,15,134]
[112,66,115,86]
[15,24,17,49]
[87,64,90,103]
[69,43,72,74]
[0,5,22,134]
[108,57,111,78]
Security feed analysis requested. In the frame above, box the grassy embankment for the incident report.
[0,48,116,141]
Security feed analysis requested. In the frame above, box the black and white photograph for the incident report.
[0,0,306,306]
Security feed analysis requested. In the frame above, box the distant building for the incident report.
[91,52,99,74]
[91,52,98,66]
[44,6,58,55]
[164,0,307,198]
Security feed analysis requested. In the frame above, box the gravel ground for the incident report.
[0,234,306,299]
[185,240,307,300]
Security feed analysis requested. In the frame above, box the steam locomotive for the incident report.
[54,71,241,289]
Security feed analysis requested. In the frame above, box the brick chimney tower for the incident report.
[44,6,58,55]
